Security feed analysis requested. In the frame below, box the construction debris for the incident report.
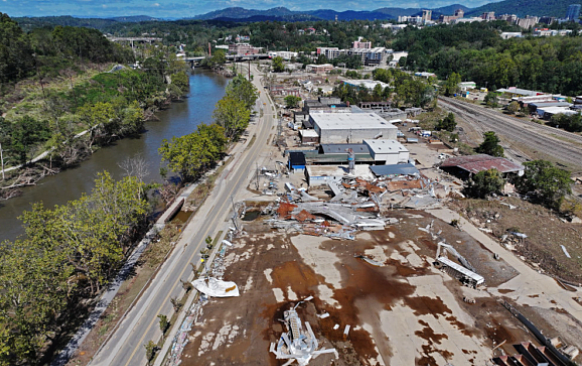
[191,277,240,298]
[435,242,484,287]
[270,302,339,366]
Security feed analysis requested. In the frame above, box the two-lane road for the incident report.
[90,64,275,366]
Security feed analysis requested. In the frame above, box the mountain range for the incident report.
[465,0,575,18]
[190,5,472,21]
[13,0,577,27]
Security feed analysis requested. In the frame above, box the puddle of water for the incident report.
[242,210,261,221]
[171,210,193,224]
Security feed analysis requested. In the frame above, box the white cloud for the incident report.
[153,2,160,5]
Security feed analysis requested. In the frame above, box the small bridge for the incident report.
[108,37,162,48]
[184,53,270,67]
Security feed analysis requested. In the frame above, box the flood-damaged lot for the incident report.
[179,210,582,366]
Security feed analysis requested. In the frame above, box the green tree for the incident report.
[516,160,572,210]
[211,50,226,65]
[226,74,258,110]
[159,123,227,179]
[444,72,461,97]
[171,71,189,95]
[484,92,499,108]
[476,131,504,157]
[284,95,302,108]
[213,97,250,140]
[0,13,35,89]
[436,112,457,132]
[158,314,169,337]
[145,340,157,366]
[0,116,51,165]
[463,169,505,198]
[272,56,284,72]
[507,101,520,114]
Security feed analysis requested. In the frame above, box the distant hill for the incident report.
[14,16,119,31]
[465,0,576,18]
[192,5,474,22]
[305,10,394,20]
[373,4,470,18]
[211,14,321,22]
[109,15,159,22]
[191,7,292,20]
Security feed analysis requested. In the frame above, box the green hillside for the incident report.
[466,0,578,18]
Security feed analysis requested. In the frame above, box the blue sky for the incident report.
[1,0,497,18]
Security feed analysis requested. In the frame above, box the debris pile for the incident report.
[191,277,240,298]
[270,301,338,366]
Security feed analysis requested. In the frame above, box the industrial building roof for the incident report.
[288,152,306,167]
[299,130,319,138]
[342,79,390,91]
[537,106,577,116]
[306,165,375,180]
[370,164,419,177]
[529,102,571,109]
[364,139,408,154]
[497,88,542,97]
[311,113,397,131]
[320,144,369,154]
[440,154,523,174]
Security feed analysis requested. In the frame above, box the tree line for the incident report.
[0,171,150,365]
[159,74,258,180]
[395,21,582,96]
[0,13,132,90]
[331,67,437,108]
[1,12,191,197]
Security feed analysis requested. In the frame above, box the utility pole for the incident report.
[230,195,239,231]
[255,162,260,191]
[248,59,251,81]
[0,143,5,180]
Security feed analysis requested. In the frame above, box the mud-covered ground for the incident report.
[449,197,582,283]
[179,209,580,366]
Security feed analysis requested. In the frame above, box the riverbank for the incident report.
[0,63,190,201]
[0,69,228,242]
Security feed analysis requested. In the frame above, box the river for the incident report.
[0,70,228,242]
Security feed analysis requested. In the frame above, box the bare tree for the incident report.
[118,154,150,183]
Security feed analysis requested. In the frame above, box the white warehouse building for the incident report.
[310,113,398,143]
[364,139,410,165]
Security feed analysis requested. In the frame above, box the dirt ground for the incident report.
[176,207,582,366]
[449,197,582,283]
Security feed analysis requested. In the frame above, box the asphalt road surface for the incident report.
[90,64,275,366]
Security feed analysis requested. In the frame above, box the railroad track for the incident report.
[441,97,582,144]
[438,97,582,169]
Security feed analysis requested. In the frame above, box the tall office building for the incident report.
[566,4,581,21]
[422,9,432,23]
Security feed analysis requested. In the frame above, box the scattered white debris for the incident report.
[264,269,273,285]
[191,278,240,297]
[561,245,572,258]
[222,240,233,247]
[317,312,330,319]
[343,325,351,339]
[333,324,340,330]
